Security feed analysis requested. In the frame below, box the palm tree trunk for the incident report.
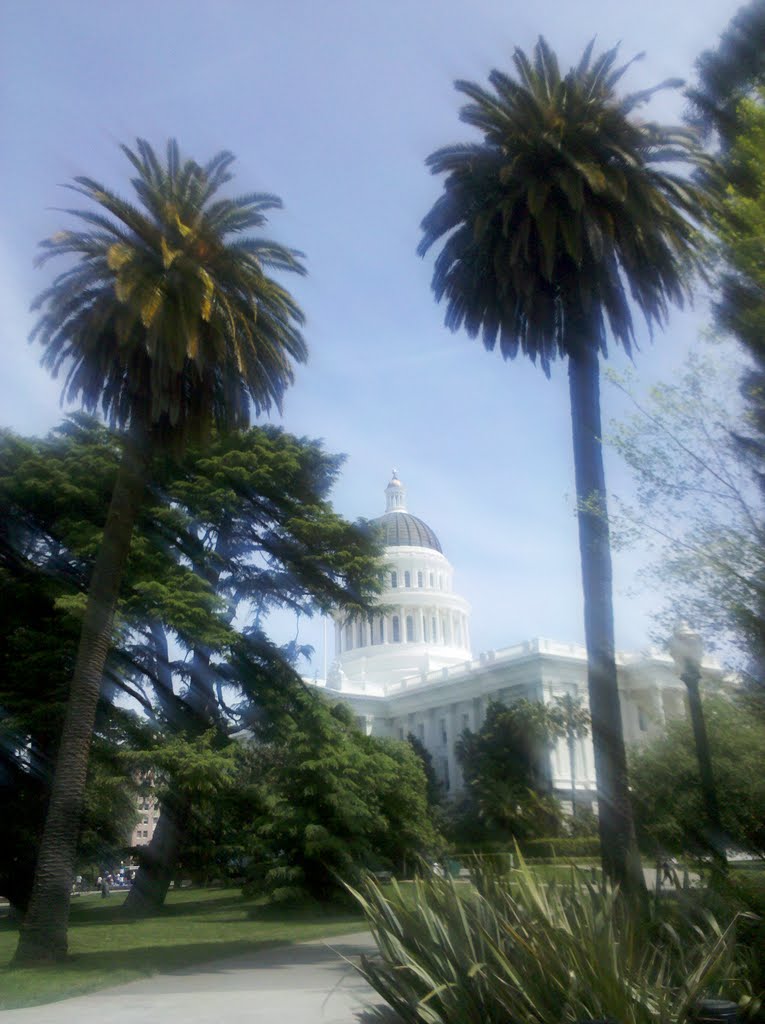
[568,345,642,890]
[14,428,150,964]
[568,730,577,819]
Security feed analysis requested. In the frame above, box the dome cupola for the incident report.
[375,471,442,553]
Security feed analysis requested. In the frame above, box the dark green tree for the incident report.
[686,0,765,147]
[418,38,709,887]
[243,691,440,904]
[456,700,562,839]
[2,416,382,926]
[407,732,443,807]
[630,695,765,857]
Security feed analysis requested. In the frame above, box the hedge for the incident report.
[454,836,600,860]
[520,837,600,859]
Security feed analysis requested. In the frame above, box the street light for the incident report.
[668,623,726,870]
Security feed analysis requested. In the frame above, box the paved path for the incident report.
[1,932,388,1024]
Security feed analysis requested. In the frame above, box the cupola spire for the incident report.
[385,470,407,512]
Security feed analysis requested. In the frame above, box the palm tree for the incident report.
[552,694,591,819]
[418,39,709,888]
[15,139,307,963]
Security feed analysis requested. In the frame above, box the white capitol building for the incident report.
[310,473,714,805]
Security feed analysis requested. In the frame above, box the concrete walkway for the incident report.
[1,932,388,1024]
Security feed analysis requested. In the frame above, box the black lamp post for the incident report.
[669,624,726,870]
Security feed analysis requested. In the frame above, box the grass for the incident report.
[0,887,364,1010]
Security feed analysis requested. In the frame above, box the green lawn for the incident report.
[0,887,364,1010]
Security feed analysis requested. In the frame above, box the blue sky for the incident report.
[0,0,746,671]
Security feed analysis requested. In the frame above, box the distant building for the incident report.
[309,473,717,806]
[130,773,159,847]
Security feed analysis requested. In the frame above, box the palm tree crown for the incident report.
[31,139,307,444]
[419,38,709,372]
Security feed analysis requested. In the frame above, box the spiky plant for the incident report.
[419,38,711,888]
[16,139,306,963]
[351,858,743,1024]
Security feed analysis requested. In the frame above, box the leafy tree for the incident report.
[243,691,440,904]
[1,416,382,923]
[550,694,591,818]
[418,38,709,887]
[685,6,765,706]
[686,0,765,147]
[456,700,562,840]
[407,732,443,807]
[19,139,307,963]
[630,695,765,857]
[608,356,763,671]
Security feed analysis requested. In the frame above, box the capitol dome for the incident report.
[369,469,442,551]
[371,511,442,552]
[328,472,471,693]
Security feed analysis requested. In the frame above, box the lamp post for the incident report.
[668,624,726,870]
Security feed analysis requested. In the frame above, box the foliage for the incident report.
[687,0,765,146]
[520,835,602,859]
[351,856,746,1024]
[455,699,563,840]
[243,691,441,904]
[418,38,709,372]
[607,355,763,665]
[407,732,444,807]
[32,138,307,444]
[630,696,765,857]
[687,7,765,704]
[0,417,382,911]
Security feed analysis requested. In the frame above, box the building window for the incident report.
[345,623,353,650]
[398,727,404,739]
[404,570,411,588]
[406,615,414,642]
[429,572,434,587]
[369,616,376,645]
[379,618,385,643]
[422,616,428,642]
[391,571,398,588]
[443,619,451,644]
[440,718,447,744]
[392,616,400,642]
[432,616,437,641]
[438,574,443,589]
[462,713,470,731]
[417,571,423,588]
[455,620,462,645]
[638,707,648,732]
[357,621,364,647]
[417,723,425,742]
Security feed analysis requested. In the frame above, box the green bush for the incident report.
[350,855,750,1024]
[520,835,601,859]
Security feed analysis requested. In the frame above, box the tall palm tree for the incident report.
[419,39,709,888]
[552,694,591,819]
[16,139,307,963]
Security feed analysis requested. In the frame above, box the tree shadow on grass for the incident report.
[62,893,251,927]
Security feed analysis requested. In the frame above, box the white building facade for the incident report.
[312,474,707,805]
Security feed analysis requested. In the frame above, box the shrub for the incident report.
[520,835,601,859]
[350,854,748,1024]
